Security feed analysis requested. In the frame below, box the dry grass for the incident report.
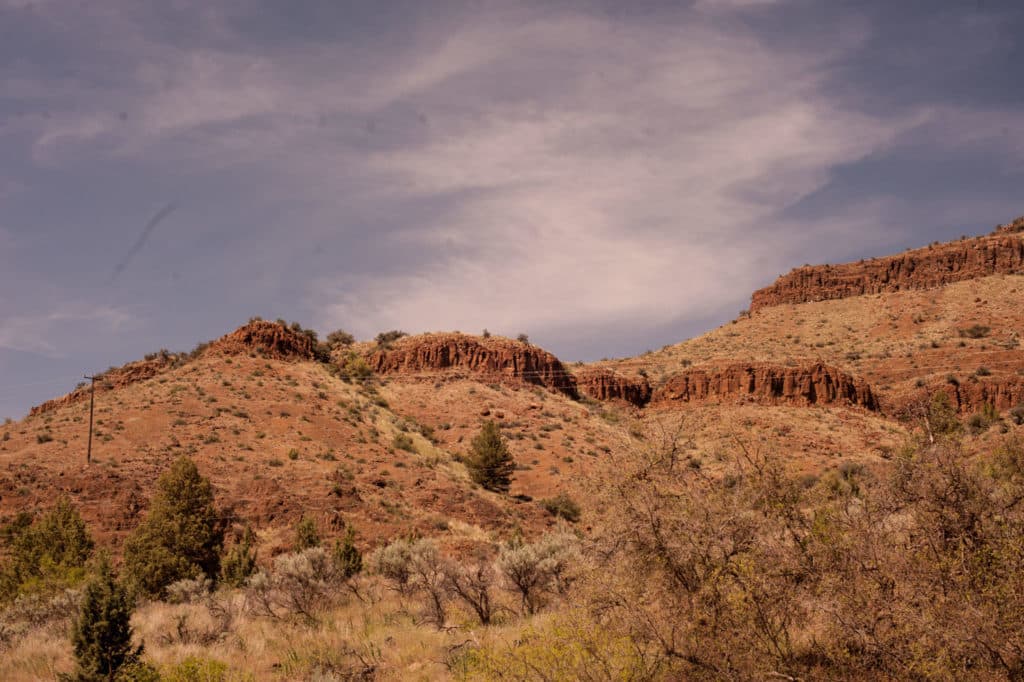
[596,273,1024,400]
[0,577,539,681]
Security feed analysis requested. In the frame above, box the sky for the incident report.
[1,0,1023,419]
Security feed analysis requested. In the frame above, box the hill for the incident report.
[2,215,1024,680]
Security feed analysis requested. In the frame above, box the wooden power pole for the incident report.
[84,375,97,465]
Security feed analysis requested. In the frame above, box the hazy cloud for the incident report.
[0,0,1021,415]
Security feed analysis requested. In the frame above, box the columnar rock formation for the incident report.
[751,224,1024,312]
[365,333,578,398]
[897,378,1024,415]
[652,362,878,410]
[575,368,652,407]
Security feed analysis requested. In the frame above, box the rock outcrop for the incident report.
[575,368,652,407]
[30,355,175,416]
[364,333,578,398]
[29,321,318,416]
[207,320,317,360]
[897,377,1024,415]
[652,362,878,410]
[995,215,1024,235]
[751,225,1024,312]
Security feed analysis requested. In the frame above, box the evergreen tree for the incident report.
[123,457,224,598]
[70,555,140,681]
[333,526,362,579]
[466,421,515,493]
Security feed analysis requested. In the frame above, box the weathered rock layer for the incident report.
[652,362,878,410]
[751,221,1024,312]
[896,378,1024,416]
[575,368,652,407]
[365,333,578,398]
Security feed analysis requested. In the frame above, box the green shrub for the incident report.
[928,391,961,438]
[333,526,362,579]
[392,433,416,452]
[159,656,252,682]
[294,516,320,550]
[70,555,143,681]
[959,325,991,339]
[219,528,257,588]
[540,493,581,522]
[374,330,407,346]
[325,329,355,348]
[1,497,94,602]
[465,421,515,493]
[1011,403,1024,426]
[338,352,373,382]
[123,457,224,599]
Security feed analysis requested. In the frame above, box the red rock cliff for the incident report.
[207,320,317,360]
[897,377,1024,415]
[750,224,1024,312]
[652,362,878,410]
[364,333,578,398]
[575,368,652,407]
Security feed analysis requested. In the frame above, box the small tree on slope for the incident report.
[70,555,141,681]
[466,420,515,493]
[123,456,224,598]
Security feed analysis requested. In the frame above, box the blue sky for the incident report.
[1,0,1022,418]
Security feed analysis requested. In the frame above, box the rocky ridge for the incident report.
[364,333,578,398]
[898,377,1024,416]
[206,319,317,360]
[751,219,1024,312]
[652,362,879,410]
[29,321,318,416]
[29,356,177,417]
[574,368,652,407]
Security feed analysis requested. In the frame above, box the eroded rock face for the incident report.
[208,320,316,360]
[575,368,652,407]
[750,229,1024,312]
[365,333,578,398]
[898,378,1024,415]
[652,362,878,410]
[30,356,175,416]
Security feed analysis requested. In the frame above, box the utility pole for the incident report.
[84,375,97,465]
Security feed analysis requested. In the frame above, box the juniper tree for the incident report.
[466,420,515,493]
[70,555,140,681]
[333,526,362,579]
[219,526,257,588]
[294,516,320,550]
[123,457,224,598]
[0,496,93,601]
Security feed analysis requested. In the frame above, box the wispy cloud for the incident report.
[1,0,1021,380]
[0,305,134,357]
